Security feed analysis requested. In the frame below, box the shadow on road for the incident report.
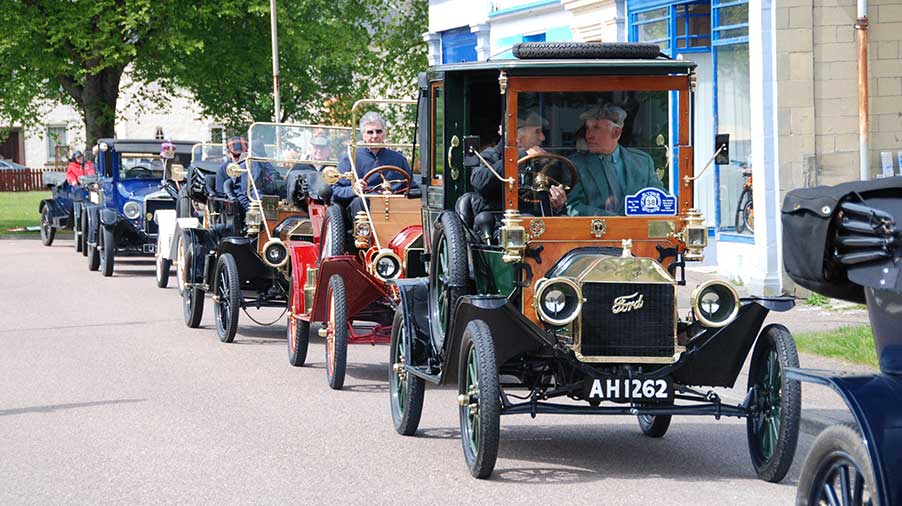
[0,398,146,417]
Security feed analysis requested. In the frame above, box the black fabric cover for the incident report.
[782,177,902,303]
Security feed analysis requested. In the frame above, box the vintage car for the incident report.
[154,143,224,289]
[782,178,902,506]
[81,139,196,276]
[388,42,801,480]
[38,170,94,249]
[285,99,425,390]
[179,124,352,343]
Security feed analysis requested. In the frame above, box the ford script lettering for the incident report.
[611,292,644,314]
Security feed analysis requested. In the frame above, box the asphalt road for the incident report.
[1,237,814,505]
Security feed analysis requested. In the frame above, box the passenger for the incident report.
[291,136,333,172]
[470,113,566,215]
[333,111,415,217]
[216,136,247,194]
[565,104,664,216]
[233,140,276,210]
[65,151,95,185]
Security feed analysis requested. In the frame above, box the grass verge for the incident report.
[0,191,49,233]
[794,325,878,368]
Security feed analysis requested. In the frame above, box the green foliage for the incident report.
[0,191,49,233]
[805,292,829,307]
[794,325,878,368]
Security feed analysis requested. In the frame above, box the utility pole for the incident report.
[270,0,281,123]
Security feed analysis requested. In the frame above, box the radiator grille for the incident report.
[580,282,676,358]
[144,198,174,235]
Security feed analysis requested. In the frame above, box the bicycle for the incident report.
[734,162,753,233]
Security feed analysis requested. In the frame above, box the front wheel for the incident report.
[389,309,425,435]
[73,206,82,252]
[99,226,115,277]
[325,274,348,390]
[458,319,501,479]
[182,243,204,328]
[638,412,672,438]
[214,253,241,343]
[80,212,88,257]
[40,207,55,246]
[287,279,310,367]
[796,424,878,506]
[156,253,171,288]
[746,324,801,483]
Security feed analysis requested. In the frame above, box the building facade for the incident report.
[423,0,902,295]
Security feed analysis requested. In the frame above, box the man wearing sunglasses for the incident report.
[332,111,416,216]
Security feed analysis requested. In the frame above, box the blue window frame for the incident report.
[629,0,711,56]
[441,26,477,64]
[712,0,749,45]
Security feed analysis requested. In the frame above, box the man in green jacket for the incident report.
[565,104,664,216]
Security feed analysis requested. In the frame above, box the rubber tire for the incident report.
[325,274,348,390]
[80,212,88,257]
[735,188,752,234]
[73,205,82,252]
[459,319,501,479]
[796,423,878,506]
[389,309,425,436]
[743,199,754,233]
[86,220,100,271]
[746,324,801,483]
[287,279,310,366]
[320,204,346,258]
[175,234,187,296]
[214,253,241,343]
[99,226,115,277]
[40,207,55,246]
[428,211,468,350]
[513,41,661,60]
[182,244,204,328]
[156,255,171,288]
[638,412,672,438]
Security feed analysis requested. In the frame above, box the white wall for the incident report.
[429,0,491,32]
[490,7,574,51]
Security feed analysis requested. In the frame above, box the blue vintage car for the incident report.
[81,139,197,276]
[38,170,94,250]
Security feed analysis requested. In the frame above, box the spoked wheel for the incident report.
[287,281,310,367]
[80,213,88,257]
[735,188,752,234]
[214,253,241,343]
[638,408,672,438]
[389,309,424,435]
[746,324,801,483]
[458,319,501,480]
[40,207,55,246]
[99,226,115,277]
[175,235,187,295]
[429,212,468,350]
[324,274,348,390]
[797,424,877,506]
[181,241,204,328]
[156,251,171,289]
[743,199,754,233]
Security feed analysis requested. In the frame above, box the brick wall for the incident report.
[777,0,902,194]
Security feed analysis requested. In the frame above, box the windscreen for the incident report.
[191,143,225,164]
[118,154,189,180]
[247,123,353,178]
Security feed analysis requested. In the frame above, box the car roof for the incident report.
[429,58,696,75]
[97,139,199,154]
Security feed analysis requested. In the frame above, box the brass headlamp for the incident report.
[682,208,707,262]
[500,209,526,263]
[354,211,371,249]
[246,200,263,235]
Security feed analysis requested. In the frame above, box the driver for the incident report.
[565,104,663,216]
[332,111,415,217]
[470,112,566,215]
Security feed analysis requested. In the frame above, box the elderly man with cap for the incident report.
[565,104,663,216]
[291,136,333,172]
[470,111,566,214]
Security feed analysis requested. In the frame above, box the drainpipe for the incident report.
[856,0,869,180]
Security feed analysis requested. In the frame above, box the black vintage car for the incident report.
[81,139,196,276]
[388,42,801,480]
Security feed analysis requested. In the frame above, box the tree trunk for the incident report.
[58,64,125,152]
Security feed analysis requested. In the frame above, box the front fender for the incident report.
[39,199,70,228]
[287,241,319,315]
[85,205,101,245]
[787,369,902,506]
[182,228,216,285]
[99,208,120,227]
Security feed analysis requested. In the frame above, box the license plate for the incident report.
[589,377,673,402]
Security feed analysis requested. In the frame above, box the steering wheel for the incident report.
[359,165,412,195]
[124,165,154,178]
[516,152,579,203]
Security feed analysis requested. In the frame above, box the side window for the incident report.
[431,84,444,183]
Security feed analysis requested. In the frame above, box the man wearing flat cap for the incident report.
[565,104,663,216]
[471,111,566,213]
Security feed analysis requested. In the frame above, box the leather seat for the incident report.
[456,192,500,244]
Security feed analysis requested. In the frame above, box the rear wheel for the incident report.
[389,309,425,435]
[459,319,501,479]
[638,411,672,438]
[156,252,171,288]
[214,253,241,343]
[429,212,468,351]
[175,235,187,295]
[99,226,115,277]
[796,424,877,506]
[80,213,88,257]
[40,207,55,246]
[747,324,801,483]
[182,243,204,328]
[325,274,348,390]
[73,206,82,252]
[86,221,100,271]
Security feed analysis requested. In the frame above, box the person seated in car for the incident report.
[470,112,566,216]
[332,111,415,217]
[65,150,95,185]
[290,136,333,172]
[216,136,247,194]
[233,141,276,211]
[565,104,664,217]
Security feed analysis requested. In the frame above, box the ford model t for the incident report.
[81,139,196,276]
[179,124,351,343]
[284,99,425,390]
[782,178,902,506]
[388,42,801,480]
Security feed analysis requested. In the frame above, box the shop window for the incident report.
[632,7,670,52]
[47,125,67,162]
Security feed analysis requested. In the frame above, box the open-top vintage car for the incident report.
[38,169,94,250]
[154,142,224,289]
[388,42,801,480]
[284,99,426,390]
[81,139,197,276]
[179,124,352,343]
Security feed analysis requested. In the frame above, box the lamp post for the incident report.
[270,0,282,123]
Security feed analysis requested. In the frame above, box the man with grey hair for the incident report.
[332,111,414,209]
[565,103,663,216]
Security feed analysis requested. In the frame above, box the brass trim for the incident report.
[261,238,289,268]
[529,218,546,239]
[371,249,402,281]
[303,267,317,314]
[690,280,740,328]
[533,277,583,327]
[648,220,676,239]
[591,219,606,238]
